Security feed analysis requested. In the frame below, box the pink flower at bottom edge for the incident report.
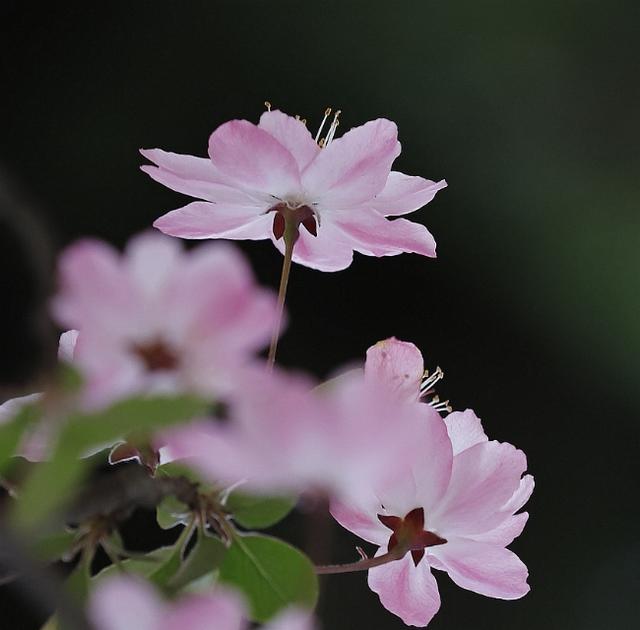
[142,109,446,272]
[89,575,316,630]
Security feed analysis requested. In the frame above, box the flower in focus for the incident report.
[163,367,434,505]
[331,408,533,627]
[89,575,315,630]
[0,330,79,461]
[142,108,446,271]
[52,232,278,409]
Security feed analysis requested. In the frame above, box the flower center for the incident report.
[132,340,178,372]
[269,202,318,242]
[378,507,446,567]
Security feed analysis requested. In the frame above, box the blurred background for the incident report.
[1,1,638,628]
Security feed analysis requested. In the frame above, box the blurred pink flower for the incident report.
[52,233,278,409]
[142,109,446,272]
[89,575,315,630]
[163,367,434,505]
[331,409,533,626]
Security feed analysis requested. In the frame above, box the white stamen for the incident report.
[324,110,341,146]
[264,101,272,111]
[315,107,332,143]
[429,399,452,413]
[420,366,444,395]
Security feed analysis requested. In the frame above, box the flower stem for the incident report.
[315,548,404,575]
[267,220,296,369]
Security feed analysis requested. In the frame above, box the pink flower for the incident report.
[163,367,433,505]
[142,109,446,272]
[0,330,79,461]
[330,338,533,625]
[52,233,277,409]
[89,575,315,630]
[331,410,532,626]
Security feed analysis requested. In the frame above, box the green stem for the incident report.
[267,221,296,369]
[315,548,405,575]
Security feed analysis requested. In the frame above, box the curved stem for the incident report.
[315,548,404,575]
[267,225,296,369]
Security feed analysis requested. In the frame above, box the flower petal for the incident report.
[364,337,424,401]
[444,409,488,456]
[208,120,301,196]
[468,512,529,546]
[334,210,436,258]
[271,221,355,272]
[57,330,79,362]
[430,441,527,536]
[430,538,530,599]
[154,202,272,241]
[372,172,447,216]
[303,119,400,208]
[503,474,535,513]
[165,591,246,630]
[89,576,163,630]
[330,492,389,545]
[259,110,320,171]
[368,547,441,627]
[140,148,221,182]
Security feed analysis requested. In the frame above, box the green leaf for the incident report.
[0,402,41,474]
[147,522,196,588]
[11,395,209,529]
[156,495,190,530]
[219,534,318,622]
[65,550,92,603]
[94,546,174,582]
[32,529,78,562]
[227,492,296,529]
[169,534,226,591]
[62,395,210,455]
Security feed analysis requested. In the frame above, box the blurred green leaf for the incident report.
[0,402,41,474]
[11,395,208,530]
[227,492,296,529]
[219,534,318,622]
[32,529,78,562]
[169,533,226,591]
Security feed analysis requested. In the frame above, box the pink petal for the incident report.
[430,441,527,536]
[140,148,222,182]
[165,591,247,630]
[330,493,389,545]
[430,539,530,599]
[208,120,301,196]
[141,163,266,205]
[57,330,79,362]
[259,110,320,171]
[469,512,529,546]
[154,201,272,240]
[335,210,436,258]
[271,221,355,272]
[89,576,163,630]
[372,172,447,216]
[265,608,317,630]
[364,337,424,401]
[444,409,488,456]
[303,119,400,208]
[52,239,136,333]
[503,474,535,513]
[368,547,441,627]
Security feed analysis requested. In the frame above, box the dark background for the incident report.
[1,1,638,628]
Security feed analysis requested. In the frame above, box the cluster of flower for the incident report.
[0,108,532,628]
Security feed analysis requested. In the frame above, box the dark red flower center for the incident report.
[132,340,178,372]
[269,202,317,242]
[378,507,447,567]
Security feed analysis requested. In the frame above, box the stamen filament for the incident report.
[315,107,332,143]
